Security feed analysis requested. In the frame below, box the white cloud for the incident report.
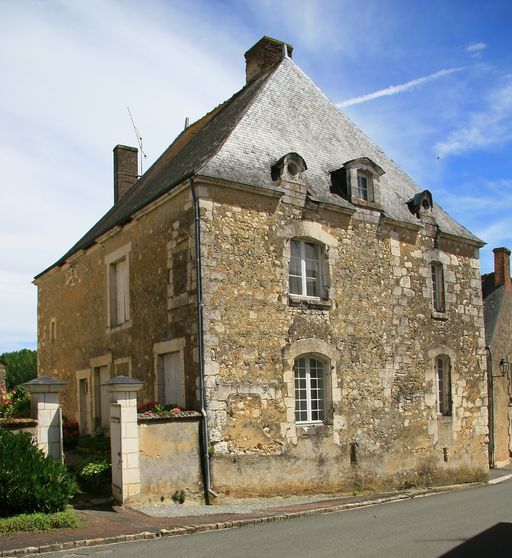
[337,67,465,107]
[466,42,487,53]
[0,0,244,351]
[436,81,512,157]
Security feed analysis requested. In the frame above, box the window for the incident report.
[294,356,326,423]
[356,172,371,202]
[106,243,131,330]
[50,318,57,342]
[289,239,322,298]
[431,262,445,312]
[436,355,452,416]
[156,351,186,407]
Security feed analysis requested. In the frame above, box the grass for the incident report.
[0,508,83,534]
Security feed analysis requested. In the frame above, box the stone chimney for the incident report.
[493,247,512,291]
[244,36,293,83]
[114,145,138,203]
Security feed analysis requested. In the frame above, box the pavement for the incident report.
[2,466,512,557]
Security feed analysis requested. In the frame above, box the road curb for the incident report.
[0,481,505,557]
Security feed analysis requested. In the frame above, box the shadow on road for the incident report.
[439,522,512,557]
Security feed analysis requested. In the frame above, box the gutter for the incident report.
[485,345,495,468]
[190,178,216,504]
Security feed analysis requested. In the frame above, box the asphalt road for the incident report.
[47,481,512,558]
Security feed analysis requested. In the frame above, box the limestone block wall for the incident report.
[198,182,488,496]
[36,184,200,424]
[138,415,203,502]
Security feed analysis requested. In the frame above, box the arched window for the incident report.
[289,239,323,298]
[435,355,452,416]
[294,356,326,423]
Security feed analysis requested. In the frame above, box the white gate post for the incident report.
[24,376,67,461]
[104,376,143,504]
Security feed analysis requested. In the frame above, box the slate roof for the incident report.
[37,53,482,279]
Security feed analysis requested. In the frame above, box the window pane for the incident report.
[290,276,302,295]
[290,240,301,258]
[306,278,319,297]
[305,242,318,261]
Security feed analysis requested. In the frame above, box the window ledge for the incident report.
[288,295,332,310]
[109,319,133,334]
[351,199,383,211]
[296,423,331,436]
[431,310,448,321]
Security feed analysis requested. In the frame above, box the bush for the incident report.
[77,458,111,494]
[75,434,110,455]
[0,509,82,534]
[0,385,31,418]
[0,430,77,517]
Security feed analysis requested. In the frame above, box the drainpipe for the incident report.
[485,346,495,469]
[190,178,214,504]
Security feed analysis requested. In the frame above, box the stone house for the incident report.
[35,36,489,496]
[482,247,512,468]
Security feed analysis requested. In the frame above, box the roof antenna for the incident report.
[282,43,288,59]
[184,116,190,130]
[127,106,148,175]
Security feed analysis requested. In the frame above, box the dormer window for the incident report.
[271,152,307,182]
[407,190,433,219]
[330,157,384,207]
[357,171,371,202]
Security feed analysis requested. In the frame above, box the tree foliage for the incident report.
[0,349,37,389]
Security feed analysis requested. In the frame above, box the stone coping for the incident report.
[137,411,201,423]
[0,417,38,428]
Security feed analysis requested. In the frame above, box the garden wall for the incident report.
[138,414,203,502]
[0,418,37,437]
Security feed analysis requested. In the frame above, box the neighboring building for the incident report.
[35,37,489,496]
[482,247,512,467]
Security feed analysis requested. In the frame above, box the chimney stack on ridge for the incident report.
[493,247,512,291]
[244,36,293,83]
[113,145,138,203]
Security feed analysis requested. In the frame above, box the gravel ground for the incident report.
[132,494,340,517]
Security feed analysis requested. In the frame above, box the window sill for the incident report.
[288,295,332,310]
[431,310,448,321]
[350,199,383,211]
[296,423,331,437]
[109,319,132,334]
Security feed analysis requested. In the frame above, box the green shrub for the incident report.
[77,458,111,494]
[76,434,110,455]
[0,509,82,534]
[0,430,77,517]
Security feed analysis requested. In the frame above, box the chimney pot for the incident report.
[113,145,138,203]
[493,247,512,291]
[244,36,293,84]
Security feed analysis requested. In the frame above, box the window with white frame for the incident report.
[289,239,323,298]
[431,262,445,312]
[356,171,372,202]
[435,355,452,416]
[294,356,326,423]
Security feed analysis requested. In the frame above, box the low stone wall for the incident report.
[0,418,38,437]
[138,413,203,503]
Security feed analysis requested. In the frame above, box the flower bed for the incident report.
[136,401,201,422]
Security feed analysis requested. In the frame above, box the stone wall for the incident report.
[138,415,203,502]
[36,184,200,425]
[488,291,512,466]
[198,179,488,496]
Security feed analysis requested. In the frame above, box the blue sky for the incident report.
[1,0,512,352]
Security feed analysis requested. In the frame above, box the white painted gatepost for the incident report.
[23,375,67,461]
[103,375,143,504]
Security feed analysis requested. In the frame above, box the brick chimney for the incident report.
[244,36,293,83]
[113,145,138,203]
[493,247,512,291]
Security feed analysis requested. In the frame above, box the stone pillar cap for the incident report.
[103,375,144,392]
[24,375,67,393]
